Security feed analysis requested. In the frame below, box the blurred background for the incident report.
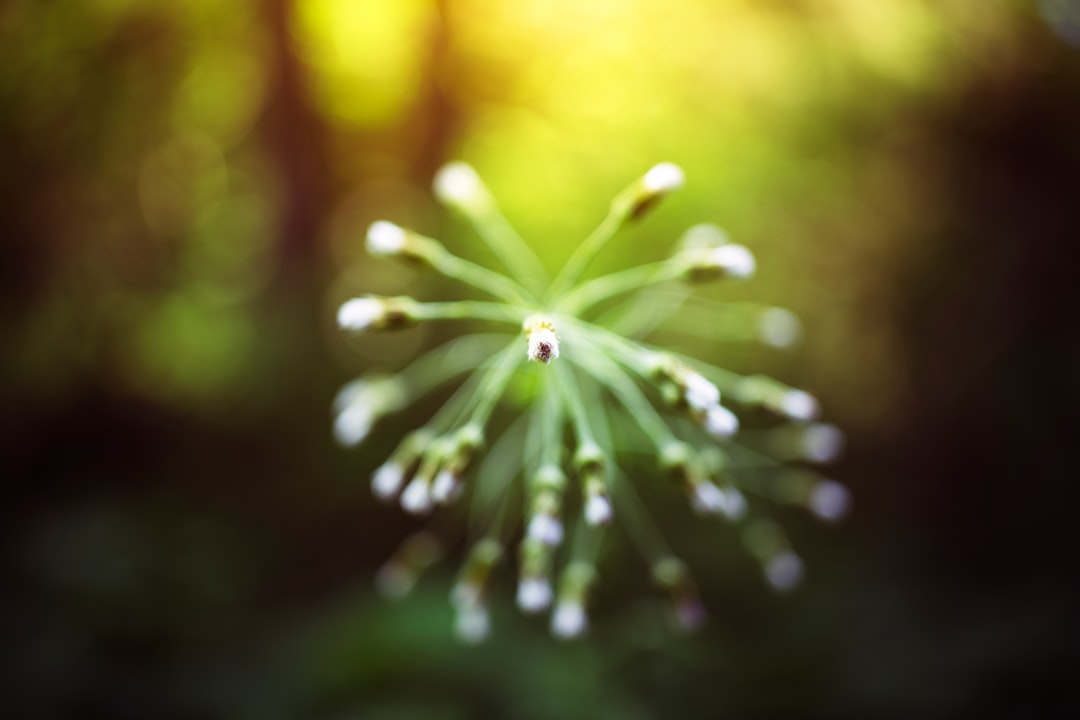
[3,0,1079,717]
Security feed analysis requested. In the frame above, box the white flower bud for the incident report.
[707,244,756,279]
[643,162,685,194]
[430,469,461,504]
[584,494,612,526]
[517,578,553,613]
[400,477,433,515]
[371,461,405,501]
[704,404,739,439]
[433,162,486,210]
[765,550,804,592]
[332,404,373,447]
[527,513,564,547]
[551,601,588,639]
[683,372,720,411]
[365,221,408,256]
[690,481,725,515]
[337,297,386,332]
[778,389,820,422]
[808,480,851,522]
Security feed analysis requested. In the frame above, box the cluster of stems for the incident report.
[334,161,849,642]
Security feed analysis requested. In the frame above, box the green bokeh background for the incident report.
[3,1,1079,717]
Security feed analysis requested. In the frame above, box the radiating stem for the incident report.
[472,205,549,296]
[566,342,674,446]
[555,361,596,447]
[558,260,684,316]
[415,300,532,326]
[547,208,625,302]
[427,245,536,305]
[398,333,514,397]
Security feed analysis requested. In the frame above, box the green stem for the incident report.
[558,260,684,315]
[398,334,514,398]
[472,205,549,296]
[466,341,523,429]
[547,208,625,303]
[429,248,536,305]
[554,361,595,447]
[415,300,531,326]
[563,334,674,446]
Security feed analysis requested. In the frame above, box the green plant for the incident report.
[333,162,849,641]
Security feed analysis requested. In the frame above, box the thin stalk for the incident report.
[565,343,674,446]
[547,208,625,302]
[466,341,523,429]
[415,300,532,326]
[398,333,514,397]
[471,205,549,296]
[558,260,684,316]
[555,361,595,447]
[429,248,536,305]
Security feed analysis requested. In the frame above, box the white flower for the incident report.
[584,494,612,526]
[337,297,386,332]
[517,578,553,613]
[777,389,820,422]
[434,162,485,209]
[371,461,405,501]
[643,162,685,194]
[704,404,739,439]
[400,477,433,515]
[808,480,851,522]
[430,469,460,504]
[551,601,588,639]
[366,221,408,256]
[707,244,755,279]
[690,481,725,514]
[332,404,373,447]
[764,550,804,592]
[683,372,720,411]
[527,513,564,547]
[527,327,559,364]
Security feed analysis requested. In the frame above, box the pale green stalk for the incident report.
[414,300,530,326]
[557,260,685,315]
[431,251,535,305]
[547,207,626,302]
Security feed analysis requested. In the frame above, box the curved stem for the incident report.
[429,248,536,305]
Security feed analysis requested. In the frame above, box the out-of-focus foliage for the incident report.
[3,0,1080,717]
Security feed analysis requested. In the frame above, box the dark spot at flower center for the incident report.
[536,342,552,362]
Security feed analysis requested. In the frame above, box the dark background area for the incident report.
[2,1,1079,717]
